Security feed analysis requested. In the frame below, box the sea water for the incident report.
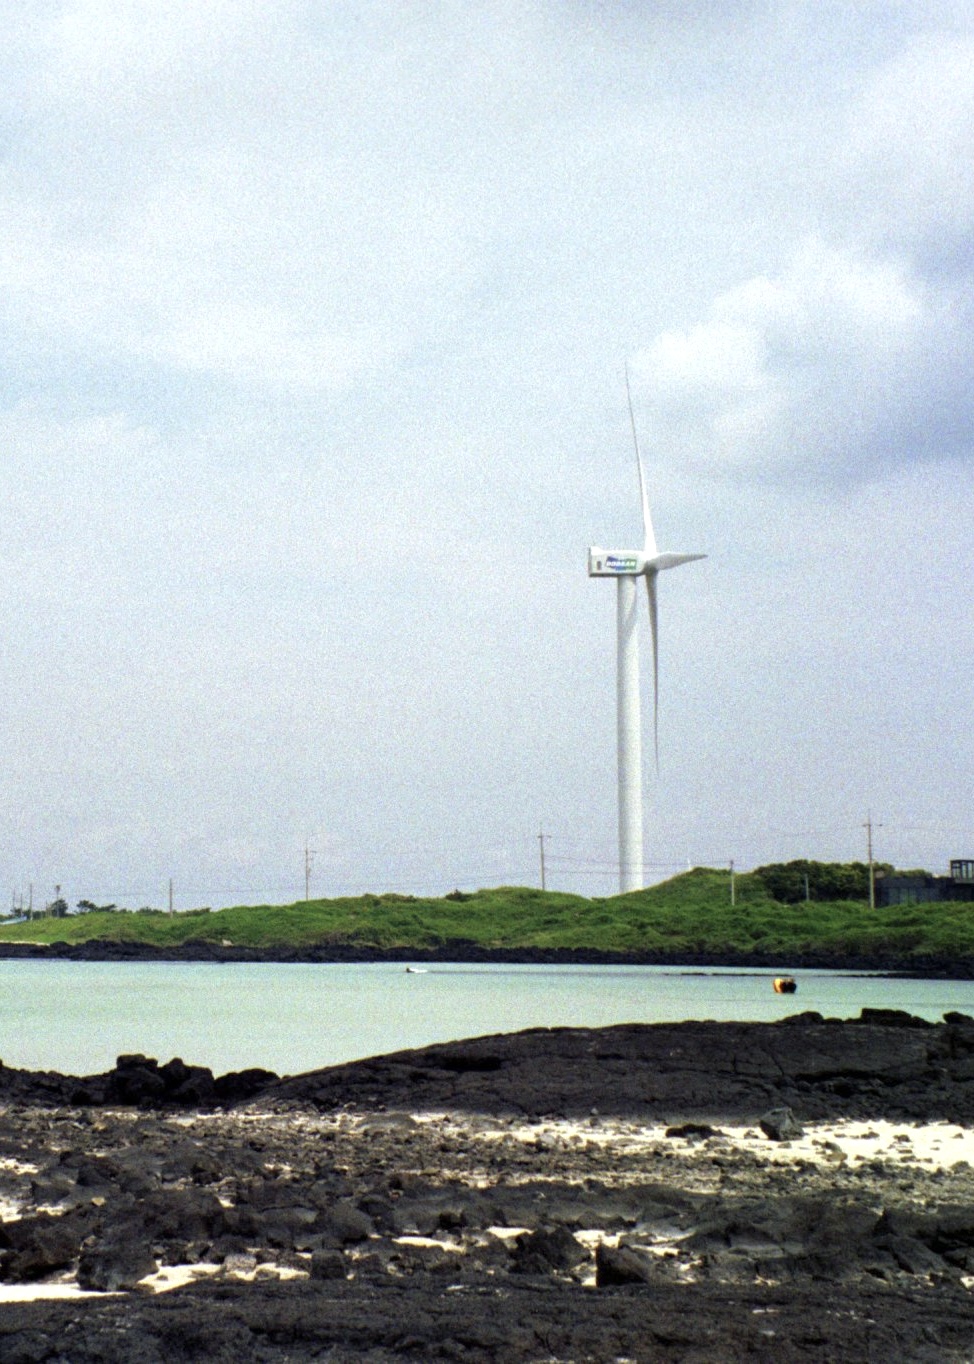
[0,961,971,1078]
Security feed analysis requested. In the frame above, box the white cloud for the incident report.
[632,239,964,481]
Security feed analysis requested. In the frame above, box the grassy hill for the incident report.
[2,868,974,961]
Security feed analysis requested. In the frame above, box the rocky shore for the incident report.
[3,1012,974,1361]
[2,937,974,976]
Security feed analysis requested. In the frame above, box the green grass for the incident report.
[2,869,974,959]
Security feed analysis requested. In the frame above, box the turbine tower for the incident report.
[588,376,705,893]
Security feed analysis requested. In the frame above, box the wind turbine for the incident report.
[588,375,705,893]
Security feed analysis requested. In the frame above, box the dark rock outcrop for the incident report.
[3,1016,974,1361]
[5,1011,974,1125]
[77,1223,157,1292]
[595,1241,657,1285]
[265,1011,974,1125]
[511,1225,585,1274]
[3,936,974,978]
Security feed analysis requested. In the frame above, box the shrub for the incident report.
[753,860,893,904]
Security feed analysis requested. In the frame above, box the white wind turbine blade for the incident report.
[652,551,707,571]
[626,365,657,558]
[624,364,704,772]
[645,570,659,772]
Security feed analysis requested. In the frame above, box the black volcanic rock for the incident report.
[0,1211,92,1283]
[77,1223,157,1291]
[595,1241,657,1285]
[3,1016,974,1361]
[213,1067,279,1102]
[6,1013,974,1125]
[511,1225,585,1274]
[760,1106,805,1141]
[4,937,974,978]
[261,1013,974,1125]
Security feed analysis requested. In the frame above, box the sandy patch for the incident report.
[714,1118,974,1168]
[0,1278,116,1302]
[415,1112,974,1171]
[0,1258,312,1304]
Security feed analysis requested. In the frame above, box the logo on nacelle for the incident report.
[588,548,643,577]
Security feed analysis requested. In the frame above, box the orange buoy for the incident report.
[773,976,797,995]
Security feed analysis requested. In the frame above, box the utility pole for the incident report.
[863,811,883,909]
[168,879,174,915]
[304,844,314,902]
[729,859,735,906]
[538,829,548,892]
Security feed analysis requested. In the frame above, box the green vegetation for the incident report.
[1,865,972,960]
[752,860,893,904]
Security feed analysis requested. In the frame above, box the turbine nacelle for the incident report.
[588,548,705,578]
[588,548,645,577]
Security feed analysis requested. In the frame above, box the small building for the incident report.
[876,860,974,907]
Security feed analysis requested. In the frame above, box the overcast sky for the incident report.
[1,1,972,909]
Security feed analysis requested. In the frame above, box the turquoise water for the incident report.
[1,961,971,1077]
